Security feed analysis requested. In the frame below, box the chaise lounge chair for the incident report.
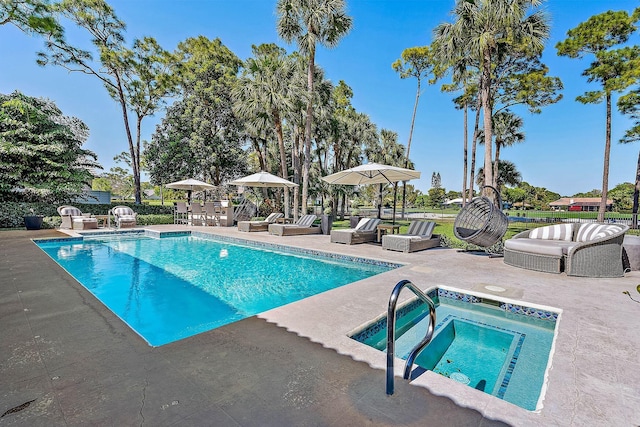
[330,218,381,245]
[382,221,441,253]
[110,205,138,229]
[238,212,283,232]
[268,214,321,236]
[57,205,98,230]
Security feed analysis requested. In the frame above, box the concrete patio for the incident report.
[1,225,639,426]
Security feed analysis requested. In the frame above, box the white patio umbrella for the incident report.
[321,163,421,223]
[166,178,217,203]
[321,163,420,185]
[228,171,298,188]
[229,171,298,218]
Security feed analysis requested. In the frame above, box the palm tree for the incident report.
[276,0,352,217]
[557,10,640,222]
[287,53,333,218]
[233,44,296,217]
[434,0,549,191]
[478,110,525,182]
[476,159,522,190]
[392,45,436,218]
[365,129,407,219]
[442,61,480,205]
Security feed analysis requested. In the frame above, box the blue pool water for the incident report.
[36,234,393,346]
[350,289,558,411]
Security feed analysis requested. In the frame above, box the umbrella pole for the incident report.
[377,183,383,220]
[392,183,397,225]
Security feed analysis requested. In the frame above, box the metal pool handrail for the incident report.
[386,279,436,395]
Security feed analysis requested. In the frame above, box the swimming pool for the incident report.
[36,232,396,346]
[349,287,560,411]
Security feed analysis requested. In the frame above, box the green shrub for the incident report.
[0,202,173,229]
[136,214,174,226]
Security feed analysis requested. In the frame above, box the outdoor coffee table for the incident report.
[376,224,400,242]
[94,215,110,228]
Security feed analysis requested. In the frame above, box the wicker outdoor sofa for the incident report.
[503,222,629,277]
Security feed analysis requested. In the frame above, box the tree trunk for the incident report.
[493,140,501,189]
[469,95,482,201]
[252,137,266,171]
[135,115,144,204]
[598,93,612,222]
[115,78,140,204]
[633,149,639,229]
[400,184,408,218]
[292,125,300,221]
[481,49,494,194]
[402,77,422,218]
[302,45,316,218]
[273,110,290,218]
[462,102,468,207]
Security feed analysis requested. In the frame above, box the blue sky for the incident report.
[1,0,639,197]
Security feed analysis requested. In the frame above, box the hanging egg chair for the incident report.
[454,185,508,248]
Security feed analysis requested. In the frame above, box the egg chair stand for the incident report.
[454,185,508,256]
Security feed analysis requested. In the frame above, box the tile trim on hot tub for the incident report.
[349,287,558,344]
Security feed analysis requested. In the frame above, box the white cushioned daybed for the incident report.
[504,222,629,277]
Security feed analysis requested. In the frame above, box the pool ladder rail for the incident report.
[386,279,436,395]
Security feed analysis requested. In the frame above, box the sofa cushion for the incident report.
[112,207,135,216]
[505,238,577,257]
[59,206,83,216]
[528,224,573,241]
[576,223,621,242]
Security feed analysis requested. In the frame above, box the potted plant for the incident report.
[24,208,44,230]
[350,208,361,228]
[321,206,333,235]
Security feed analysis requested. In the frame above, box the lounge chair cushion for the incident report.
[406,221,435,238]
[264,212,283,223]
[330,218,381,245]
[354,218,380,232]
[296,214,317,227]
[504,238,577,257]
[576,223,621,242]
[528,224,573,241]
[237,213,282,232]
